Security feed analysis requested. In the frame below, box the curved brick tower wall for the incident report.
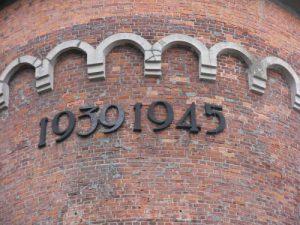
[0,1,300,224]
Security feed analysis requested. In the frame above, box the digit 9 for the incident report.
[147,101,174,132]
[99,104,125,133]
[52,111,76,142]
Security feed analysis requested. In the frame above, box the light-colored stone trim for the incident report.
[209,42,267,94]
[0,33,299,112]
[95,33,153,79]
[0,56,42,110]
[152,34,212,79]
[0,82,9,110]
[37,40,98,92]
[0,56,42,82]
[210,42,255,67]
[260,56,300,110]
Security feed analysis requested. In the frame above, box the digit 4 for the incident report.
[176,102,200,133]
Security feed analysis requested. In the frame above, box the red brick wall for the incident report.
[0,1,299,224]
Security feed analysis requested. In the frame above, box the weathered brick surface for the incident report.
[0,1,299,225]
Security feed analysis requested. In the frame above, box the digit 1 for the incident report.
[38,117,48,148]
[133,103,142,132]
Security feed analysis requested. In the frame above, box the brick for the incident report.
[0,1,299,225]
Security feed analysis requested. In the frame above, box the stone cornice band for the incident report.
[0,33,299,111]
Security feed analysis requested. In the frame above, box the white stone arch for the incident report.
[260,56,300,110]
[152,34,212,79]
[36,40,97,93]
[0,82,9,110]
[209,42,267,93]
[0,56,42,110]
[209,42,255,67]
[95,33,153,79]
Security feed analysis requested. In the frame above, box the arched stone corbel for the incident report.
[152,34,212,79]
[209,42,266,93]
[260,56,300,110]
[36,40,97,92]
[0,56,42,110]
[95,33,153,79]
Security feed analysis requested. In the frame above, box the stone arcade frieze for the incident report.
[0,33,299,111]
